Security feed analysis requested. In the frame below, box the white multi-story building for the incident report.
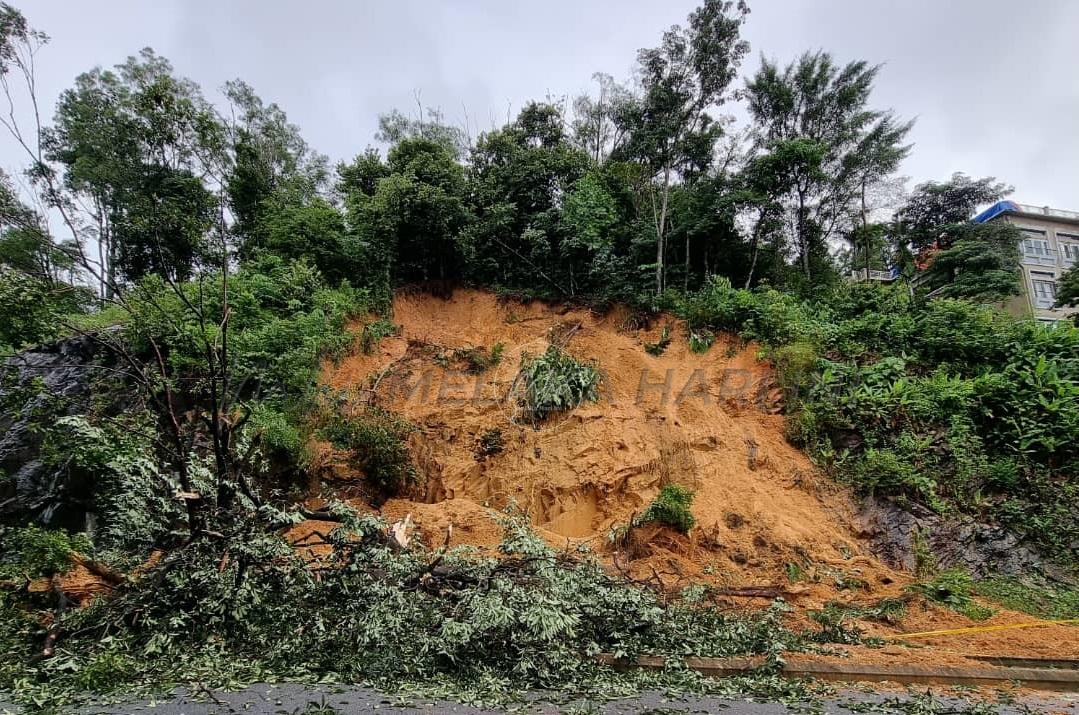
[973,201,1079,324]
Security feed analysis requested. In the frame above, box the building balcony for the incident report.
[1022,252,1058,267]
[850,268,898,282]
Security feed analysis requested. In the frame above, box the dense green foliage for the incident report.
[679,279,1079,564]
[319,407,417,496]
[972,577,1079,620]
[908,569,994,621]
[0,526,91,579]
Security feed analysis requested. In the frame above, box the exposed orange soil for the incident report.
[312,287,1078,666]
[28,563,113,606]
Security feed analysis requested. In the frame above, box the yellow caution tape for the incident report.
[893,618,1079,640]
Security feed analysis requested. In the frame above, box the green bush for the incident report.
[361,317,399,354]
[771,340,819,399]
[320,408,416,494]
[683,280,1079,567]
[688,328,715,354]
[0,269,92,353]
[644,324,672,356]
[454,342,504,373]
[0,526,92,579]
[520,346,600,421]
[637,484,696,533]
[908,568,993,621]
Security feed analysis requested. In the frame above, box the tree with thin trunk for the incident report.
[744,51,912,285]
[613,0,749,295]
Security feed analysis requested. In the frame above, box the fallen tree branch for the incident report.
[70,553,126,585]
[712,585,785,599]
[42,579,71,658]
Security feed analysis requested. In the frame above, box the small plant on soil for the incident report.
[454,343,504,374]
[519,346,600,421]
[807,603,865,644]
[361,318,400,354]
[689,329,715,354]
[644,324,672,356]
[474,427,505,460]
[908,568,994,621]
[637,484,696,533]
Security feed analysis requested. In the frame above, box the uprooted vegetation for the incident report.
[516,344,601,422]
[637,484,696,533]
[0,509,808,711]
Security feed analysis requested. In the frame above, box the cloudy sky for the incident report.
[11,0,1079,210]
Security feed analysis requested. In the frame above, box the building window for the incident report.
[1021,231,1055,265]
[1031,278,1057,309]
[1060,239,1079,266]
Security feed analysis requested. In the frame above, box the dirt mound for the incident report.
[320,289,898,592]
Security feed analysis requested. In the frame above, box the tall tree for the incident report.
[614,0,750,294]
[894,174,1020,302]
[571,73,632,165]
[223,80,328,252]
[744,51,912,284]
[894,172,1010,251]
[376,105,468,159]
[46,49,225,291]
[350,137,470,285]
[461,102,588,295]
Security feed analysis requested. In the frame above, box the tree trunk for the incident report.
[655,166,671,295]
[797,188,810,280]
[683,230,690,293]
[744,212,764,289]
[861,179,871,282]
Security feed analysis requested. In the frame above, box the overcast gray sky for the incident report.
[12,0,1079,210]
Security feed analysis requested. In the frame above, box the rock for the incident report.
[856,495,1072,583]
[0,333,120,530]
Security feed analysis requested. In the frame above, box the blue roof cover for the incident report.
[972,200,1019,224]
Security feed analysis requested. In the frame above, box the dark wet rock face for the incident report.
[0,334,105,530]
[857,496,1072,583]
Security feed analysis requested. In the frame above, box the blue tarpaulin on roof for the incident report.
[972,200,1019,224]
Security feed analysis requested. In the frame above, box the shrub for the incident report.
[771,340,819,399]
[638,484,696,533]
[688,329,715,354]
[361,318,399,354]
[321,408,416,494]
[0,269,92,352]
[908,568,993,621]
[644,325,672,356]
[454,342,504,373]
[519,346,600,421]
[0,526,92,579]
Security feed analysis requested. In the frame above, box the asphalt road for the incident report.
[3,683,1075,714]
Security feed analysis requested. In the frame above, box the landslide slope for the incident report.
[317,288,899,598]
